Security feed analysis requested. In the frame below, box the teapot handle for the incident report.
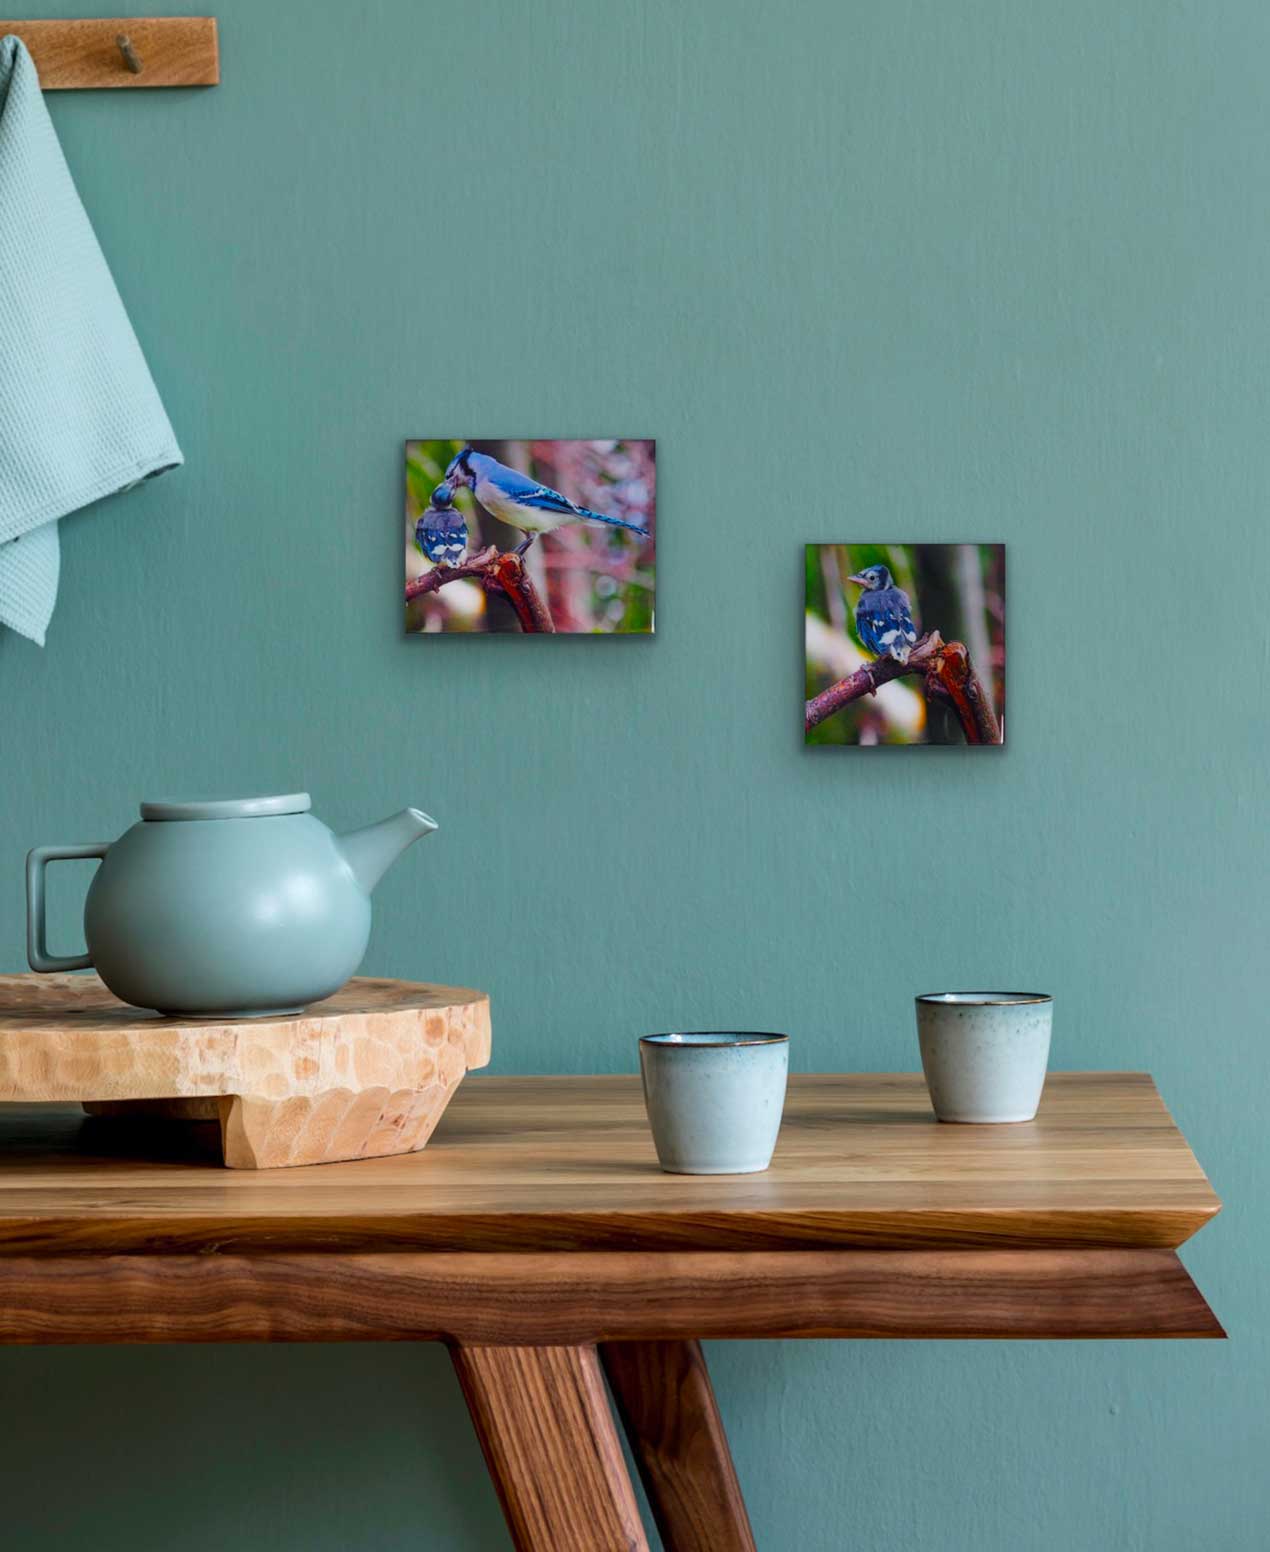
[26,843,110,972]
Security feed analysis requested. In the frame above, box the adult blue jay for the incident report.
[445,447,651,554]
[415,483,468,566]
[847,565,919,663]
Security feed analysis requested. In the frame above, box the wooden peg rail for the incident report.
[0,17,219,88]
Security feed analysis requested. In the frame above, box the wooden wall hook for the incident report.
[0,17,219,88]
[115,32,142,74]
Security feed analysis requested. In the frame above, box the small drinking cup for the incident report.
[916,993,1053,1123]
[639,1032,789,1174]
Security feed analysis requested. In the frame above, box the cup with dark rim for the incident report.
[638,1031,790,1174]
[915,992,1054,1123]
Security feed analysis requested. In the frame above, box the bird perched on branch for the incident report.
[847,564,919,663]
[415,482,468,566]
[445,447,650,554]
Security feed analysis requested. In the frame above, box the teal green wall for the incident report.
[1,1,1263,1545]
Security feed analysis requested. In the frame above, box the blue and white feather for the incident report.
[415,482,467,566]
[848,564,919,663]
[445,447,650,550]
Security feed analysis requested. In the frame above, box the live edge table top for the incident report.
[0,1072,1219,1256]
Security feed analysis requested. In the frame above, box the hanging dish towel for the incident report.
[0,35,182,646]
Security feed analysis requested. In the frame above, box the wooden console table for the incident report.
[0,1072,1222,1551]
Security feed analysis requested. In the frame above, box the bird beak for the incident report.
[847,572,868,586]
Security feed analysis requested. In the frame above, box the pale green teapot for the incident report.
[26,794,437,1017]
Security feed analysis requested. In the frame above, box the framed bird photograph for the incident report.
[405,439,655,634]
[805,544,1005,746]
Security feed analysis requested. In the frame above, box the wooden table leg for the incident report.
[601,1340,756,1552]
[450,1342,649,1552]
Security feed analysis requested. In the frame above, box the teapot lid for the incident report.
[140,793,311,822]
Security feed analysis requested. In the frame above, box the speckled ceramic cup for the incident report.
[916,993,1053,1123]
[639,1032,789,1174]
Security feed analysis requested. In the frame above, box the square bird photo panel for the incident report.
[805,544,1005,745]
[405,440,655,634]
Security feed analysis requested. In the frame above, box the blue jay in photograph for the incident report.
[847,564,919,663]
[445,446,651,553]
[415,482,468,566]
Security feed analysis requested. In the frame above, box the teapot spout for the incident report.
[337,808,437,895]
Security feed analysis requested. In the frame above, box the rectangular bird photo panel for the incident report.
[805,544,1005,746]
[405,440,656,634]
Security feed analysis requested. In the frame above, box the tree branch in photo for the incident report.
[406,546,556,633]
[805,631,1002,744]
[925,637,1002,744]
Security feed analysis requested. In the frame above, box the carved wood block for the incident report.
[0,973,490,1169]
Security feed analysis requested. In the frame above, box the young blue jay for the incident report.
[415,483,468,566]
[445,446,651,554]
[847,565,919,663]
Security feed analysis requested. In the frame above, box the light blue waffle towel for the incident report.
[0,36,182,646]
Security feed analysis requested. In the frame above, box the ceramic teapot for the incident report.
[26,794,437,1017]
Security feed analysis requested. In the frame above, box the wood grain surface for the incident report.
[451,1344,648,1551]
[0,1072,1219,1253]
[0,1249,1223,1344]
[0,974,491,1168]
[0,17,219,88]
[601,1340,757,1551]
